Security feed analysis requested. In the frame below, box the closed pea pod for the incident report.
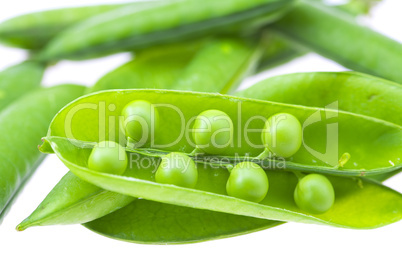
[0,84,84,221]
[40,0,295,60]
[0,3,135,49]
[0,61,44,111]
[256,1,381,72]
[270,0,402,84]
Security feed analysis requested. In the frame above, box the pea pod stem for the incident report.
[226,164,234,173]
[254,148,272,160]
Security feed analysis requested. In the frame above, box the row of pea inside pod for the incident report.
[87,100,335,214]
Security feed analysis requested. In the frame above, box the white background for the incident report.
[0,1,401,267]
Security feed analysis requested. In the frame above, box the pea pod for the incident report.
[90,42,201,93]
[0,84,84,222]
[39,0,294,60]
[236,72,402,126]
[17,46,186,230]
[43,137,402,229]
[43,90,402,177]
[257,31,305,71]
[36,89,402,230]
[0,3,130,49]
[171,38,261,93]
[271,0,402,84]
[0,61,44,111]
[84,199,281,244]
[18,38,265,230]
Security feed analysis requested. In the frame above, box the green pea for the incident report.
[226,162,269,203]
[261,112,302,158]
[294,173,335,214]
[155,152,198,188]
[192,109,233,155]
[121,100,159,146]
[88,141,127,175]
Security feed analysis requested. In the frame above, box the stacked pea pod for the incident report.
[0,0,400,244]
[0,62,84,221]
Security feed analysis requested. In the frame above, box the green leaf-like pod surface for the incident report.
[0,61,44,111]
[44,90,402,176]
[0,84,84,221]
[0,3,131,49]
[19,39,263,233]
[40,0,294,60]
[272,1,402,84]
[237,72,402,126]
[84,199,281,245]
[40,89,402,229]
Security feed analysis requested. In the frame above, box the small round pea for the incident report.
[155,152,198,188]
[261,112,302,158]
[226,162,269,203]
[294,174,335,214]
[121,100,159,145]
[192,109,233,155]
[88,141,127,175]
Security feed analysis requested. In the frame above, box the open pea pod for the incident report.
[0,61,45,111]
[43,90,401,177]
[271,0,402,84]
[236,72,402,126]
[43,136,402,229]
[39,0,294,60]
[0,84,84,222]
[18,38,265,230]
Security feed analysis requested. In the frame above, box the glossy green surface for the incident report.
[262,113,302,158]
[90,41,202,93]
[19,39,268,236]
[192,109,234,155]
[156,152,198,188]
[44,137,402,229]
[84,199,282,244]
[272,1,402,84]
[236,72,402,126]
[226,162,269,203]
[44,90,402,176]
[17,172,134,230]
[0,3,128,49]
[37,89,402,229]
[172,38,261,93]
[0,61,44,111]
[294,174,335,214]
[121,100,159,146]
[0,84,84,221]
[88,141,128,175]
[40,0,294,60]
